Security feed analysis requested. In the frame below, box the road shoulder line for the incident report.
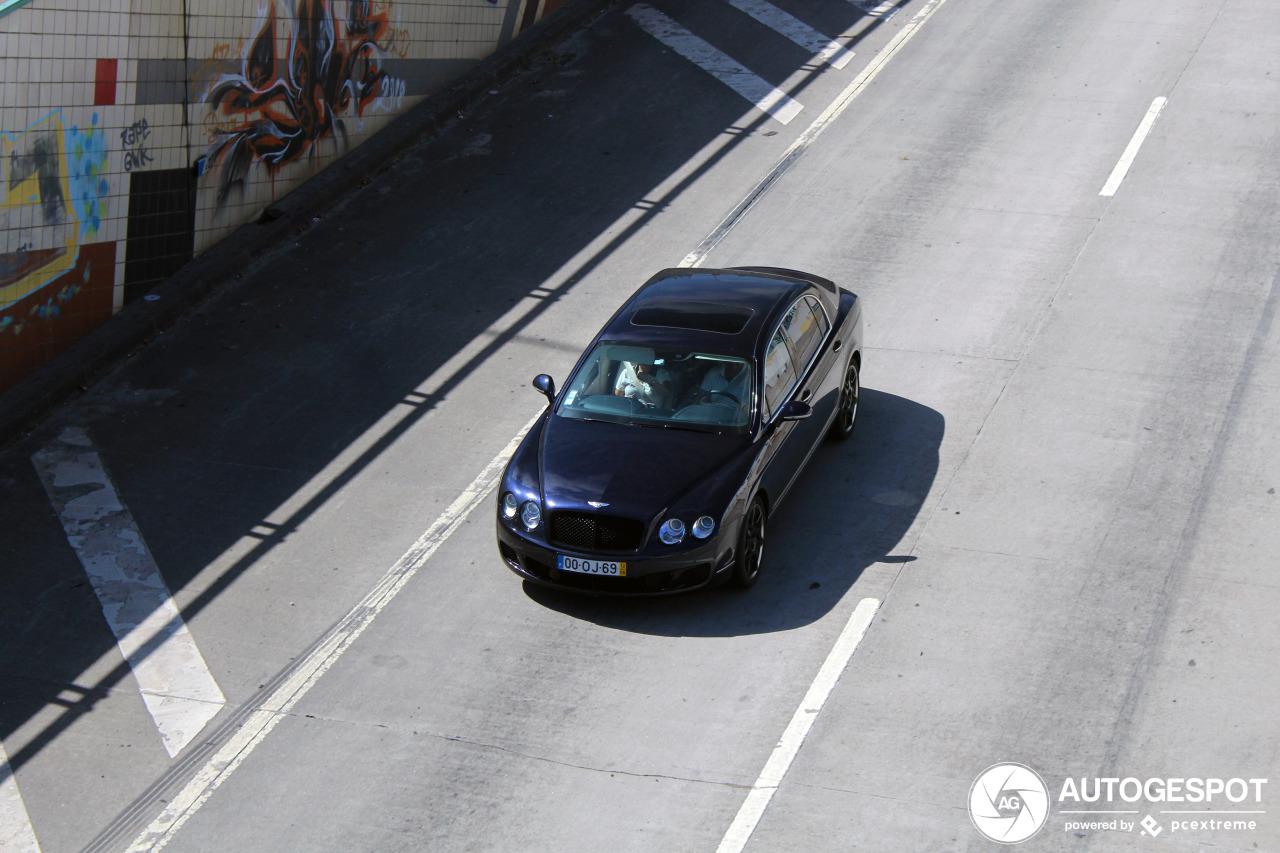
[122,410,543,852]
[680,0,951,268]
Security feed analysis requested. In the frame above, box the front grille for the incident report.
[548,511,645,552]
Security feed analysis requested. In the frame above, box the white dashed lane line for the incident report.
[715,598,881,853]
[1100,96,1168,197]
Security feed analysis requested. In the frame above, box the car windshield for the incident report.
[556,342,753,433]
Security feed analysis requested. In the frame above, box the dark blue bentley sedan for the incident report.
[496,266,862,595]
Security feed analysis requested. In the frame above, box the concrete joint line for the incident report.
[434,731,746,788]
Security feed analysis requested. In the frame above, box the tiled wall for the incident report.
[1,0,547,392]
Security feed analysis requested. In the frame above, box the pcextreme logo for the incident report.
[969,763,1269,843]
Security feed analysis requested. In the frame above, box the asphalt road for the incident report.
[2,0,1278,850]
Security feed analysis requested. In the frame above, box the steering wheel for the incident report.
[708,390,741,406]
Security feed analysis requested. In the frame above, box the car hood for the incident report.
[539,415,749,522]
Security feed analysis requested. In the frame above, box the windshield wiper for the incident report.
[656,422,719,434]
[561,414,617,425]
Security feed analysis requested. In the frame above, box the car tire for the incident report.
[732,497,767,588]
[828,357,860,441]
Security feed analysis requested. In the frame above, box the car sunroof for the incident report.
[630,302,753,334]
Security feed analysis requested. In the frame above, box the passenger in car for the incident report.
[614,360,672,407]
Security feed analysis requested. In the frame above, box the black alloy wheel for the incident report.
[829,358,860,441]
[733,497,767,588]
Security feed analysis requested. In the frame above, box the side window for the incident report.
[762,328,797,420]
[781,298,823,369]
[806,296,830,339]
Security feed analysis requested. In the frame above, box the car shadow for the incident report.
[523,387,943,635]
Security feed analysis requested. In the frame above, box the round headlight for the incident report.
[692,515,716,539]
[659,518,685,545]
[520,501,542,530]
[502,492,518,519]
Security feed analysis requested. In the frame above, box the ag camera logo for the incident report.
[970,763,1050,843]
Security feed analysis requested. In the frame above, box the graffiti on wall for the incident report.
[121,119,154,172]
[1,110,109,318]
[202,0,406,207]
[0,242,116,388]
[381,24,412,58]
[67,115,110,237]
[192,43,238,92]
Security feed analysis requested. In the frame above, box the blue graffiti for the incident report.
[66,113,109,238]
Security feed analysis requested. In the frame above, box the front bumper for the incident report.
[496,518,736,596]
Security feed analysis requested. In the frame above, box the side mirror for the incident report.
[532,374,556,406]
[780,400,812,421]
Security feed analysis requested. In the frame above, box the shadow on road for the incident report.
[0,0,906,793]
[523,387,943,635]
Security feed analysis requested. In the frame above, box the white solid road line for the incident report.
[724,0,856,69]
[1100,96,1168,197]
[681,0,952,268]
[716,599,881,853]
[0,742,42,853]
[627,4,805,125]
[31,427,226,759]
[124,410,544,852]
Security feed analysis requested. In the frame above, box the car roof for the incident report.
[597,267,820,358]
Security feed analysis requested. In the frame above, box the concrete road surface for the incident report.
[2,0,1277,850]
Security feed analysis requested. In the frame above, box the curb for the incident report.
[0,0,618,449]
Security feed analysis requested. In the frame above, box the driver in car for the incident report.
[696,360,749,406]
